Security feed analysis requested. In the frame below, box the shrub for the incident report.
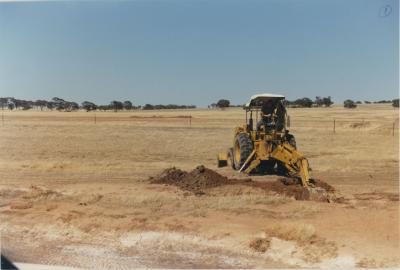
[81,101,97,112]
[216,99,230,108]
[344,99,357,109]
[110,101,124,112]
[315,96,333,107]
[293,97,313,108]
[123,101,133,110]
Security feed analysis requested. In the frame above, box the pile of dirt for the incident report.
[248,178,335,202]
[249,237,271,253]
[150,166,335,202]
[150,165,249,195]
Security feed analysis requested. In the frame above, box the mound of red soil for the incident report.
[247,178,333,202]
[150,166,249,195]
[150,165,334,202]
[311,178,335,192]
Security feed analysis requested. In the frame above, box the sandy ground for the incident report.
[0,104,398,269]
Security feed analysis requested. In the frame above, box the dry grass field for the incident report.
[0,104,399,268]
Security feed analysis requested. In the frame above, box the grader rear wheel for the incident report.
[233,133,253,170]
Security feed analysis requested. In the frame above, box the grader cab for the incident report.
[218,93,313,187]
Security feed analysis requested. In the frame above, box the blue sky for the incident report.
[0,0,398,106]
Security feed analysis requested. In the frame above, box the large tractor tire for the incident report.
[233,133,253,170]
[286,134,297,149]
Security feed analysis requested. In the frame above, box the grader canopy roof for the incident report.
[244,93,285,109]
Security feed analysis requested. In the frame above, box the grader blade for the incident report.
[217,152,228,168]
[295,186,330,202]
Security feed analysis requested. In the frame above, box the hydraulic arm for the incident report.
[270,142,311,187]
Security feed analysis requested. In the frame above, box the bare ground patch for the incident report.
[150,165,337,202]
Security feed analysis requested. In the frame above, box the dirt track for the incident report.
[0,105,399,268]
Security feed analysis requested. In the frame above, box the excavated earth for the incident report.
[149,165,250,195]
[150,165,337,202]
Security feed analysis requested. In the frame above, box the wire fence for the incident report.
[1,111,398,135]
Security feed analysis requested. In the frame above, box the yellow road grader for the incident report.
[218,93,313,187]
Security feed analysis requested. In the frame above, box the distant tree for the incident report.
[314,96,324,107]
[153,105,165,110]
[55,103,65,111]
[364,101,371,104]
[21,100,33,110]
[13,99,22,110]
[110,101,124,112]
[322,96,333,107]
[344,99,357,109]
[314,96,333,107]
[8,103,15,110]
[46,102,55,110]
[0,98,8,110]
[294,97,313,108]
[9,99,32,110]
[216,99,230,108]
[143,104,154,110]
[374,100,392,104]
[98,105,110,111]
[81,101,98,112]
[392,99,399,108]
[51,97,66,111]
[67,102,79,111]
[34,100,47,111]
[52,97,65,104]
[356,101,362,104]
[52,97,63,102]
[68,101,79,111]
[123,100,133,110]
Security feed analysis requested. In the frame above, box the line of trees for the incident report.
[210,96,399,109]
[344,98,399,109]
[209,97,334,109]
[285,96,333,108]
[0,97,196,111]
[142,104,196,110]
[1,96,398,111]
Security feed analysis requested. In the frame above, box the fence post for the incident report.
[94,113,97,124]
[393,122,395,136]
[189,115,192,127]
[333,119,336,134]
